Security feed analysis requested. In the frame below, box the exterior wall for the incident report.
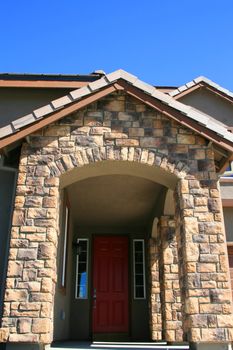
[179,89,233,126]
[0,91,232,345]
[0,169,17,320]
[0,88,71,128]
[53,191,73,341]
[223,207,233,242]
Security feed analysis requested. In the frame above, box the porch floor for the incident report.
[48,341,190,350]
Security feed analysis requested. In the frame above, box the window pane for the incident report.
[136,286,144,298]
[76,239,88,299]
[133,240,146,299]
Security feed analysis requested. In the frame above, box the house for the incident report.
[0,69,232,350]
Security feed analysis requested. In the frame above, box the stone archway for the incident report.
[0,89,233,348]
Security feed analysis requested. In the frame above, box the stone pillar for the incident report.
[0,143,60,344]
[175,176,233,346]
[160,216,183,342]
[148,235,162,340]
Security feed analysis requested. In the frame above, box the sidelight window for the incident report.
[75,239,89,299]
[133,239,146,299]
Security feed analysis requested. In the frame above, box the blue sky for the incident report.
[1,1,233,90]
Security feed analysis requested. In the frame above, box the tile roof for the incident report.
[0,69,233,145]
[169,76,233,100]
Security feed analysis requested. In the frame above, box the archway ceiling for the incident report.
[67,175,164,228]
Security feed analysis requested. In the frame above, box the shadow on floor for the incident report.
[49,341,189,350]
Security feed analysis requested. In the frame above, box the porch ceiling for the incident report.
[67,175,164,228]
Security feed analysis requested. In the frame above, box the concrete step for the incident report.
[48,341,190,350]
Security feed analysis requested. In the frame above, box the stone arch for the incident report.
[46,145,189,189]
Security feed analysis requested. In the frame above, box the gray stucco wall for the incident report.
[53,192,73,341]
[220,182,233,200]
[0,88,71,127]
[223,207,233,242]
[179,89,233,126]
[0,169,17,321]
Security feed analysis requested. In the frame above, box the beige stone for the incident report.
[17,318,31,333]
[185,298,199,314]
[5,289,27,302]
[32,318,50,333]
[12,209,25,226]
[198,263,216,273]
[217,314,233,327]
[177,134,195,144]
[9,333,38,342]
[0,328,9,342]
[7,261,23,277]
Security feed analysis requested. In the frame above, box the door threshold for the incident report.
[92,334,130,342]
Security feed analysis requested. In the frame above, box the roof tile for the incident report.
[133,79,155,95]
[34,104,54,119]
[88,77,108,91]
[70,86,91,100]
[51,95,72,109]
[0,124,14,138]
[12,114,35,130]
[105,70,122,83]
[118,70,138,84]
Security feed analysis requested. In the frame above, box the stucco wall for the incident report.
[179,89,233,126]
[0,88,71,128]
[223,207,233,242]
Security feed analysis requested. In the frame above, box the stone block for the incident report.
[12,209,25,226]
[30,293,52,302]
[0,328,9,342]
[140,137,160,147]
[17,248,37,260]
[38,243,55,260]
[177,134,195,144]
[185,298,199,314]
[17,318,31,333]
[9,333,38,342]
[198,263,216,273]
[116,139,139,146]
[5,289,27,302]
[32,318,51,333]
[129,128,144,137]
[7,261,23,277]
[44,125,70,136]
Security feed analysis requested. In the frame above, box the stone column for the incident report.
[0,143,60,344]
[176,176,233,347]
[148,233,162,340]
[160,216,183,342]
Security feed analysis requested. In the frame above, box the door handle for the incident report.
[93,288,97,309]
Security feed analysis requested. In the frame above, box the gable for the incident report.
[0,69,233,174]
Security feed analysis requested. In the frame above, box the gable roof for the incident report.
[169,76,233,102]
[0,69,233,155]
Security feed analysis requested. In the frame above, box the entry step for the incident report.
[49,341,190,350]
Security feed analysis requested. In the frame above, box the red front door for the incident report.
[92,236,129,333]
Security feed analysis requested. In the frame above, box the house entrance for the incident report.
[54,172,169,342]
[92,236,129,335]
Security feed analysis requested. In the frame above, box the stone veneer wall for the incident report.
[0,91,232,345]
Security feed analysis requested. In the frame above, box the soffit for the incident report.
[67,174,164,228]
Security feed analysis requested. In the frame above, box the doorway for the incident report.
[92,236,129,335]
